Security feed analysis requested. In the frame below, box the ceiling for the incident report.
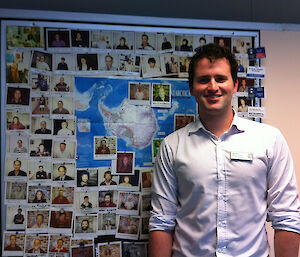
[0,0,300,25]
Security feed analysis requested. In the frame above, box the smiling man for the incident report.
[149,44,299,257]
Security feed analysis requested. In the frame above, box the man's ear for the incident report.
[233,80,238,94]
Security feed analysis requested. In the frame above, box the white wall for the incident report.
[261,30,300,257]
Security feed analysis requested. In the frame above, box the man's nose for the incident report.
[207,78,219,91]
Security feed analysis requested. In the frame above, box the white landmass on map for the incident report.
[99,98,158,148]
[75,81,158,148]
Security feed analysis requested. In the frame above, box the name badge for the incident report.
[230,151,253,161]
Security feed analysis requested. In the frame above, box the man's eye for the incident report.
[197,77,211,84]
[215,77,227,83]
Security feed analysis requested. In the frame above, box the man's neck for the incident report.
[199,109,234,138]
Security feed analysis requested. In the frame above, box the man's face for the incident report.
[58,102,63,109]
[61,122,67,129]
[105,173,111,182]
[123,156,129,165]
[61,58,65,63]
[58,167,66,177]
[105,57,113,68]
[149,61,155,68]
[159,88,165,99]
[14,161,21,171]
[81,220,89,230]
[60,78,64,84]
[17,140,22,147]
[10,235,16,246]
[40,121,46,129]
[60,143,66,152]
[200,39,206,47]
[57,239,63,248]
[142,35,148,45]
[36,215,43,225]
[104,195,111,203]
[190,57,237,117]
[34,239,41,249]
[39,166,43,171]
[59,190,64,196]
[40,56,45,62]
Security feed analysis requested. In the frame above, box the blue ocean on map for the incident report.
[75,77,196,168]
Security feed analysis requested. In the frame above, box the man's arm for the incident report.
[149,230,173,257]
[274,230,299,257]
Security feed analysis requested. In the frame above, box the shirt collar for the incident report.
[188,110,246,135]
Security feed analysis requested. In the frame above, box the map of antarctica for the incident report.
[75,77,196,168]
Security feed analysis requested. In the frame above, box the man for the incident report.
[100,193,116,208]
[52,189,69,204]
[81,195,93,209]
[139,34,155,50]
[117,155,132,173]
[52,100,70,114]
[194,37,207,52]
[101,55,117,71]
[4,234,22,251]
[36,165,48,179]
[8,160,27,176]
[57,57,68,70]
[54,142,74,159]
[13,208,24,224]
[96,139,110,154]
[31,213,47,228]
[35,120,51,134]
[54,77,70,92]
[100,170,117,186]
[161,36,172,50]
[80,219,93,233]
[27,239,46,253]
[54,165,73,181]
[149,44,300,257]
[12,185,26,199]
[51,33,66,47]
[50,238,68,252]
[13,139,28,153]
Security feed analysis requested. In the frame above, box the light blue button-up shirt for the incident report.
[150,115,300,257]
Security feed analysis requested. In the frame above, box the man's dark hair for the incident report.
[148,57,156,64]
[188,43,238,88]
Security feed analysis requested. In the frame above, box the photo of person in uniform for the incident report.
[4,234,23,251]
[8,159,27,176]
[13,208,25,224]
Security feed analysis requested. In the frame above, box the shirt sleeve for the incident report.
[149,138,178,231]
[267,130,300,234]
